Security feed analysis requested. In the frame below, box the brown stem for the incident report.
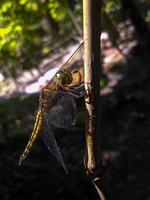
[83,0,112,199]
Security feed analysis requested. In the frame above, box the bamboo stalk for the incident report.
[83,0,102,176]
[83,1,112,199]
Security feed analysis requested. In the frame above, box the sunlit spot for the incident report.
[0,73,4,82]
[25,68,59,94]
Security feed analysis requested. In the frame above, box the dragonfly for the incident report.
[19,43,84,173]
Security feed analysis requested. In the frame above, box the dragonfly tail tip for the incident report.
[19,154,26,166]
[65,168,69,175]
[62,164,69,175]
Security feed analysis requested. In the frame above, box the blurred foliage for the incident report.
[0,0,43,76]
[0,0,121,79]
[0,0,149,79]
[103,0,121,21]
[0,0,82,78]
[100,79,107,89]
[146,10,150,22]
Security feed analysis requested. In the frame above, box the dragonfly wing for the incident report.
[42,116,68,174]
[47,94,77,128]
[61,43,83,71]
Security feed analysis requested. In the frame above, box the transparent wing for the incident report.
[61,43,83,71]
[47,94,77,128]
[42,116,68,174]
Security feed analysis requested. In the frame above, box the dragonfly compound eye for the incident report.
[57,70,73,85]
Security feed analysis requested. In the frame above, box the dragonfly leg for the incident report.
[59,82,84,92]
[58,86,85,98]
[66,81,84,90]
[67,90,85,98]
[58,82,85,98]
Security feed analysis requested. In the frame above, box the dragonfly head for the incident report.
[56,70,73,86]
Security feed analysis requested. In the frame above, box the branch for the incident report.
[83,0,112,199]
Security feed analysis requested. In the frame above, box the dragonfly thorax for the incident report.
[56,70,73,86]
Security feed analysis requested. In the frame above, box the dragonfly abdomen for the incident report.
[19,110,42,165]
